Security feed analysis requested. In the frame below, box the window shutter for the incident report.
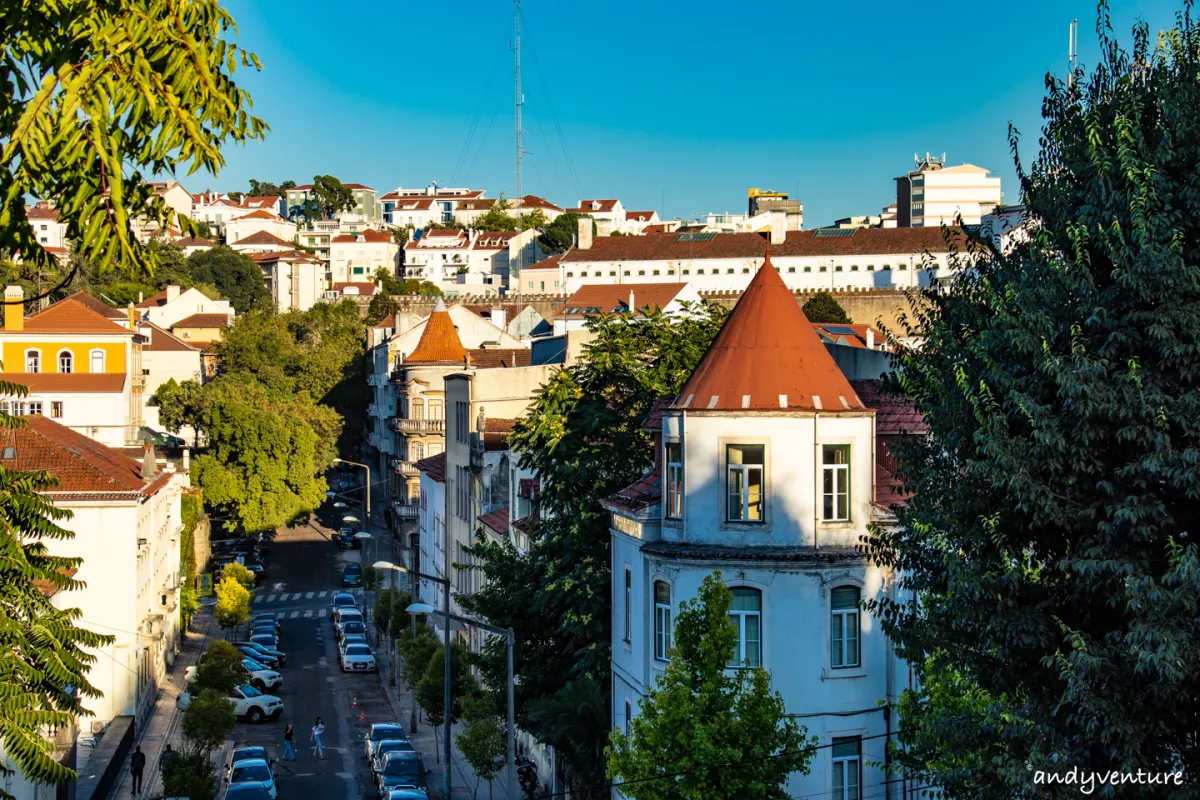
[831,737,861,759]
[831,586,860,609]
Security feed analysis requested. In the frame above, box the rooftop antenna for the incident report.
[1068,19,1078,88]
[512,0,525,197]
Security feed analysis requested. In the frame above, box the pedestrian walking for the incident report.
[310,717,325,760]
[160,744,175,780]
[130,745,146,793]
[282,723,296,761]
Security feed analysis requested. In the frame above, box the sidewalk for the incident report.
[108,610,217,800]
[374,635,515,800]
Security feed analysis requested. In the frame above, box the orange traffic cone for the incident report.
[352,696,358,709]
[359,708,366,723]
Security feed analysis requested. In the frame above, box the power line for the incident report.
[450,48,506,187]
[518,10,584,201]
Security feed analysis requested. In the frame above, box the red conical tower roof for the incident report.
[406,298,468,364]
[673,251,864,412]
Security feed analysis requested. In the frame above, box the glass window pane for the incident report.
[824,491,834,520]
[654,581,670,604]
[832,587,860,609]
[833,763,845,796]
[832,615,843,666]
[744,615,760,666]
[728,444,764,465]
[730,588,761,612]
[728,469,744,520]
[847,614,859,666]
[837,489,849,520]
[823,445,848,465]
[746,467,762,520]
[665,443,680,462]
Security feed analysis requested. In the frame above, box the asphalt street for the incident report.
[228,517,398,800]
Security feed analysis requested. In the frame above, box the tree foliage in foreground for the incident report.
[213,575,251,631]
[457,693,507,800]
[607,574,816,799]
[460,303,727,795]
[867,7,1200,797]
[194,640,250,696]
[415,641,478,728]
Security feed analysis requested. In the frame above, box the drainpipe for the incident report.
[813,413,820,549]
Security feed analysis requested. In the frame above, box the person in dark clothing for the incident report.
[160,744,175,779]
[130,745,146,792]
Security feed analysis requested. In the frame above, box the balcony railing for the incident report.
[391,418,445,434]
[392,459,419,476]
[392,502,420,520]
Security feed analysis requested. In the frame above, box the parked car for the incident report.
[339,633,368,652]
[339,643,377,672]
[251,622,279,640]
[185,658,282,692]
[342,563,362,587]
[372,739,415,773]
[250,633,280,650]
[225,746,269,779]
[363,723,407,762]
[334,532,355,549]
[226,757,277,800]
[253,613,281,632]
[334,610,364,640]
[339,619,367,641]
[384,790,427,800]
[233,646,279,669]
[330,593,358,614]
[375,751,430,797]
[233,641,287,666]
[222,785,272,800]
[177,685,284,723]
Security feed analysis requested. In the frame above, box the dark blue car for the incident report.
[342,563,362,587]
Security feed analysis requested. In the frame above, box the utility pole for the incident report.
[1069,19,1078,88]
[513,0,524,197]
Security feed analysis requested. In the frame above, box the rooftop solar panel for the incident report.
[813,228,857,238]
[823,325,860,336]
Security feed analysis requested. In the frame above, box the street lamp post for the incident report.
[333,458,371,521]
[396,566,452,796]
[408,601,516,800]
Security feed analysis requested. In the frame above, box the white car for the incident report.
[226,757,277,800]
[185,658,282,693]
[339,642,377,672]
[177,685,284,723]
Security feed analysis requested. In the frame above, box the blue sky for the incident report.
[210,0,1181,227]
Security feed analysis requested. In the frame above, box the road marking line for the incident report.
[318,590,329,598]
[266,594,277,603]
[275,593,288,602]
[319,608,328,617]
[289,611,300,619]
[304,610,313,618]
[305,592,314,599]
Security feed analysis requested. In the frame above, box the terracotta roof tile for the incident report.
[176,235,217,248]
[455,199,496,211]
[606,461,662,513]
[472,231,520,250]
[332,282,378,295]
[850,380,928,434]
[173,313,230,329]
[578,199,620,212]
[523,254,563,272]
[625,211,657,222]
[140,321,199,353]
[232,230,294,247]
[415,452,446,482]
[556,283,686,319]
[406,300,467,364]
[248,249,321,263]
[477,506,510,534]
[25,299,133,334]
[812,323,888,350]
[0,415,168,494]
[234,209,285,221]
[512,195,563,212]
[372,314,396,329]
[332,229,393,244]
[62,292,125,320]
[467,349,531,369]
[0,373,126,393]
[673,252,864,412]
[561,227,966,264]
[483,418,517,433]
[27,202,60,221]
[134,288,170,308]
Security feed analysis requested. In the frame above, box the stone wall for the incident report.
[191,513,212,574]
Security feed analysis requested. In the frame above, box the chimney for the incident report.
[166,284,181,303]
[769,211,786,245]
[141,442,158,482]
[4,286,23,332]
[127,303,138,329]
[628,290,635,312]
[866,328,875,350]
[490,307,507,330]
[577,217,593,250]
[182,449,190,471]
[138,291,143,303]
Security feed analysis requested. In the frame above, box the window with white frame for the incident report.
[831,736,861,800]
[653,581,671,660]
[728,587,761,667]
[411,398,425,420]
[623,567,632,643]
[831,586,861,669]
[726,444,764,522]
[51,401,63,418]
[90,349,105,373]
[28,401,42,415]
[411,441,425,461]
[11,401,24,415]
[822,445,851,521]
[25,350,40,374]
[665,442,683,519]
[428,399,443,420]
[57,350,73,373]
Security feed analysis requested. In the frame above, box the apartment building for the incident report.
[135,285,234,329]
[404,228,545,294]
[895,154,1002,227]
[249,249,327,311]
[286,183,382,225]
[224,209,296,247]
[329,229,400,283]
[381,184,486,227]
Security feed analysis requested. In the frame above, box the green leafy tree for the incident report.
[366,293,400,326]
[194,640,250,695]
[226,191,244,204]
[187,246,269,313]
[392,225,413,246]
[312,175,355,219]
[472,196,517,232]
[247,179,290,198]
[607,573,816,799]
[800,291,850,324]
[213,575,251,631]
[182,688,236,750]
[161,743,218,800]
[415,641,477,727]
[221,562,255,591]
[460,303,727,793]
[865,8,1200,796]
[518,208,549,231]
[1,0,264,286]
[458,693,507,800]
[540,212,594,253]
[150,379,208,446]
[101,281,157,307]
[388,590,413,639]
[398,624,440,691]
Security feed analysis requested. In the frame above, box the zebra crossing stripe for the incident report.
[318,591,329,598]
[266,595,277,603]
[305,592,315,599]
[303,610,313,618]
[289,611,300,619]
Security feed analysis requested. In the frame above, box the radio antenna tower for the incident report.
[513,0,525,197]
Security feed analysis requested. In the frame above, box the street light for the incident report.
[333,458,371,520]
[333,501,347,509]
[407,601,516,800]
[396,564,452,797]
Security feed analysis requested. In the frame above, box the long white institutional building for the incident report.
[518,218,966,295]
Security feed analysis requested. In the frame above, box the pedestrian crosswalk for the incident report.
[255,590,339,604]
[258,608,330,619]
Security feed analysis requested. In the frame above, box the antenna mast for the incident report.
[1069,19,1078,88]
[513,0,524,197]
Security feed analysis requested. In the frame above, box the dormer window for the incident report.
[726,444,764,522]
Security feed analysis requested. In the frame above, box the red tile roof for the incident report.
[27,202,60,221]
[234,209,285,221]
[850,381,928,434]
[625,211,657,222]
[0,415,170,495]
[642,223,673,234]
[25,299,133,334]
[481,418,517,451]
[176,235,217,248]
[61,291,126,320]
[425,229,467,238]
[0,373,126,393]
[140,321,199,353]
[387,197,437,210]
[556,283,687,319]
[523,254,563,272]
[134,288,171,308]
[512,195,563,212]
[467,349,531,369]
[332,229,394,244]
[472,231,519,249]
[406,300,467,364]
[477,506,510,534]
[455,199,496,211]
[172,313,231,329]
[673,253,864,412]
[341,183,374,191]
[561,227,967,263]
[415,452,446,482]
[248,249,321,263]
[232,230,295,247]
[242,195,282,208]
[578,199,620,212]
[372,314,396,329]
[607,461,662,513]
[332,282,379,295]
[811,323,889,350]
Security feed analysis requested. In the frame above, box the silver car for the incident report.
[363,723,407,762]
[339,643,377,672]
